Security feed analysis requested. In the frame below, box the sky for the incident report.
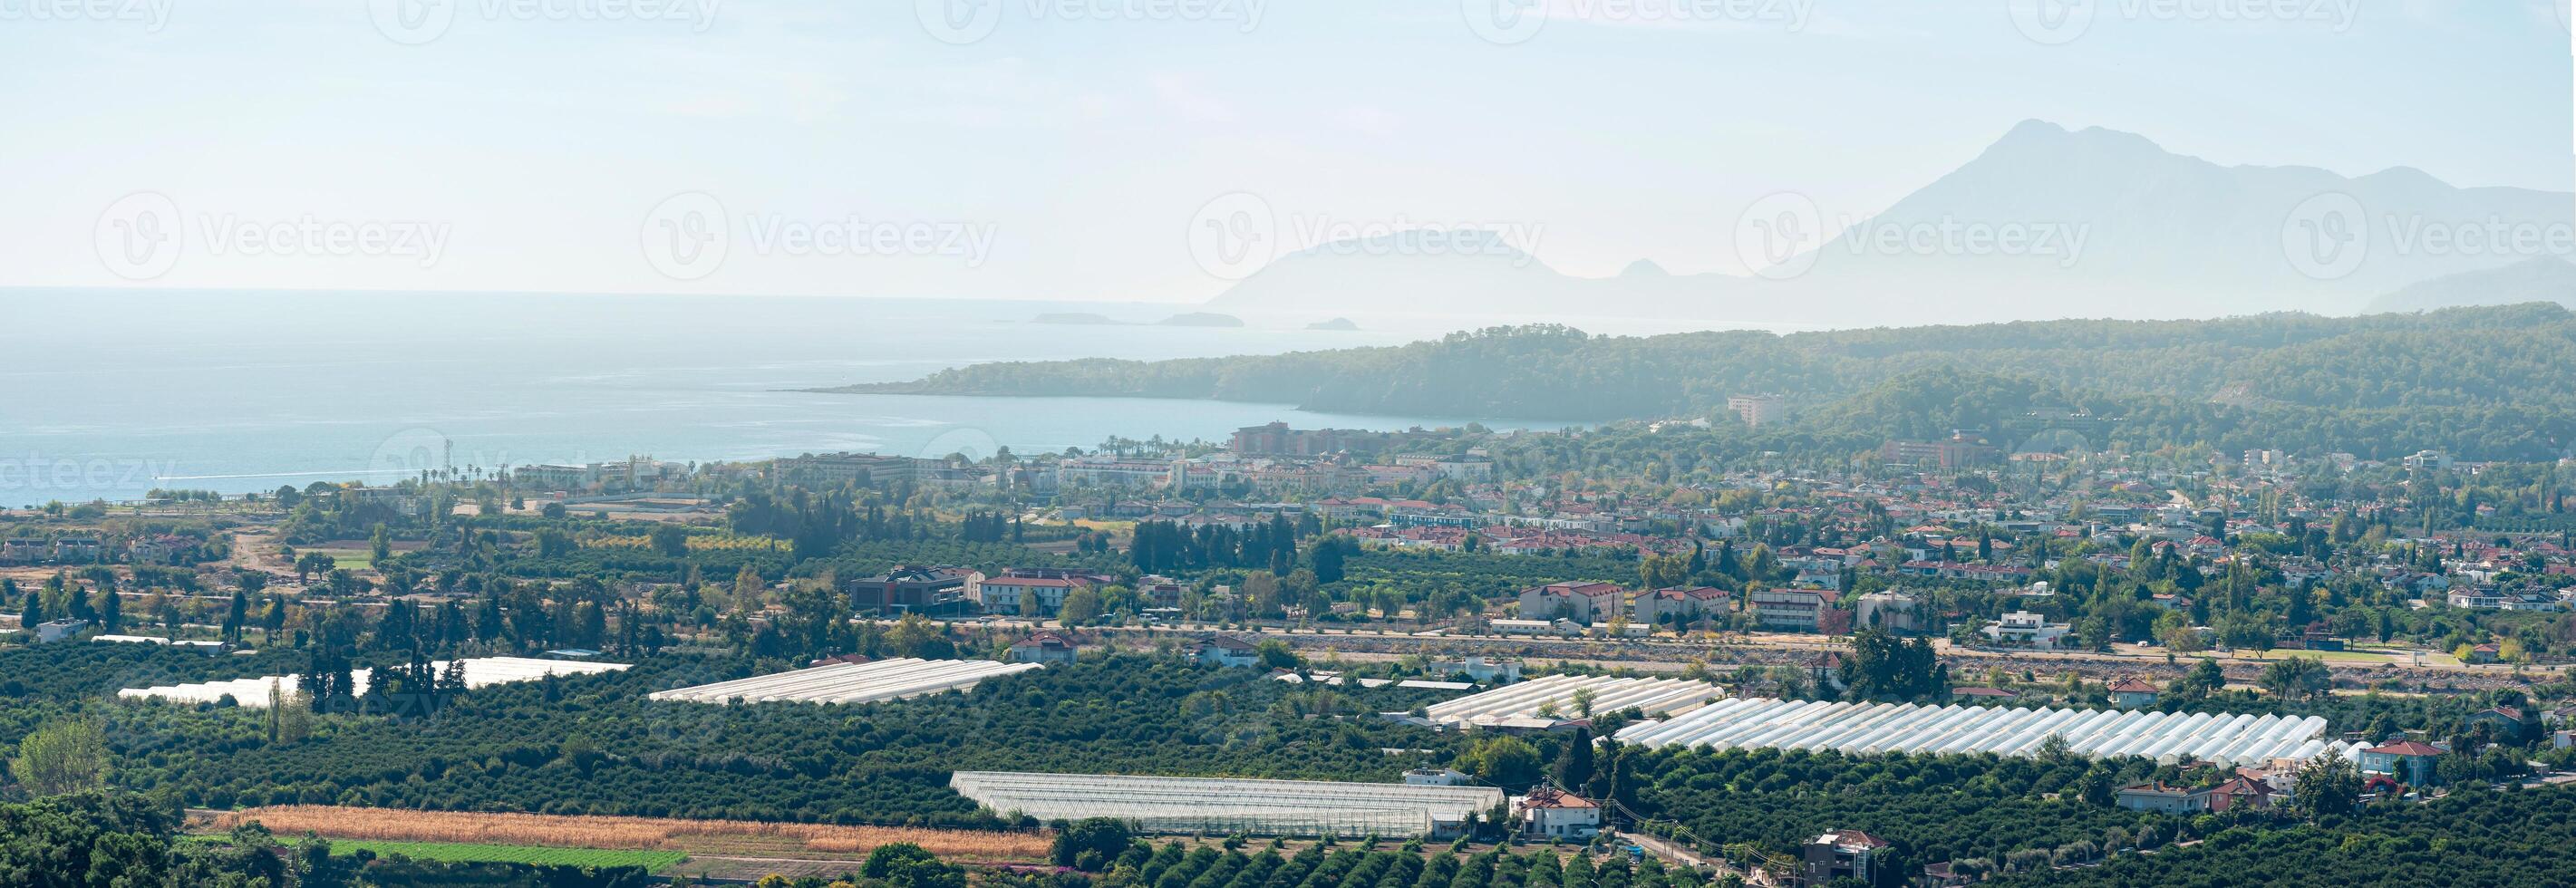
[0,0,2567,303]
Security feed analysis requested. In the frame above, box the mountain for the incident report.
[2368,257,2576,313]
[1204,230,1594,316]
[1200,121,2573,326]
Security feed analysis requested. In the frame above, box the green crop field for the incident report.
[189,835,684,871]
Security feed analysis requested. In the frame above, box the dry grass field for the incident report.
[206,806,1052,864]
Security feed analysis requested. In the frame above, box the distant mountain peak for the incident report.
[2352,164,2452,191]
[2002,118,2068,140]
[1984,120,2171,161]
[1290,227,1533,262]
[1206,119,2571,325]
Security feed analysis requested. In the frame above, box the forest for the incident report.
[826,304,2576,459]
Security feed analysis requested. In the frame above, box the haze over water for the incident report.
[0,290,1590,507]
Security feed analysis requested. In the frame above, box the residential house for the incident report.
[2116,783,2213,814]
[1006,632,1079,666]
[2450,589,2507,610]
[2358,741,2443,786]
[2107,678,2160,709]
[1404,767,1470,787]
[34,619,89,643]
[2467,707,2529,739]
[2207,776,2275,812]
[53,538,102,563]
[1515,787,1601,839]
[1982,611,2072,649]
[0,538,45,564]
[1136,574,1187,610]
[1801,829,1891,886]
[1193,633,1264,668]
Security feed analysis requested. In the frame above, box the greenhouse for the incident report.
[117,656,629,708]
[1612,698,2330,766]
[1421,673,1723,727]
[950,771,1506,837]
[647,657,1041,705]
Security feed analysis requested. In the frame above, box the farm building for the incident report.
[949,771,1506,838]
[1613,698,2330,767]
[118,657,629,707]
[647,657,1040,705]
[1420,673,1723,729]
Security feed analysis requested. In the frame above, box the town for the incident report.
[6,410,2576,885]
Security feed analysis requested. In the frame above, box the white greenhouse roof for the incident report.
[117,656,629,708]
[1612,698,2330,767]
[647,657,1040,705]
[1421,673,1722,727]
[950,771,1505,837]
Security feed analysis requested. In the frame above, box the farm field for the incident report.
[202,806,1054,864]
[299,548,375,570]
[315,840,684,870]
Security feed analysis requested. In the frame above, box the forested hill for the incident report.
[819,304,2576,460]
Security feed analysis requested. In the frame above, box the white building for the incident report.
[1193,634,1264,668]
[1516,787,1601,839]
[1982,611,2071,649]
[1404,767,1471,787]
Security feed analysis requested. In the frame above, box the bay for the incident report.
[0,290,1573,506]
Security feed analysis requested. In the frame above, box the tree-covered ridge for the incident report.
[825,304,2576,458]
[1990,784,2576,888]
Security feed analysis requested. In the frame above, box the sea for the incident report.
[0,289,1622,507]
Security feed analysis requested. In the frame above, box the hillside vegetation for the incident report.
[824,304,2576,460]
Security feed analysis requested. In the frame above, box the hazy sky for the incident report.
[1,0,2566,302]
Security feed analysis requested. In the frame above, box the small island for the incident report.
[1033,313,1120,325]
[1307,317,1361,332]
[1157,313,1244,328]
